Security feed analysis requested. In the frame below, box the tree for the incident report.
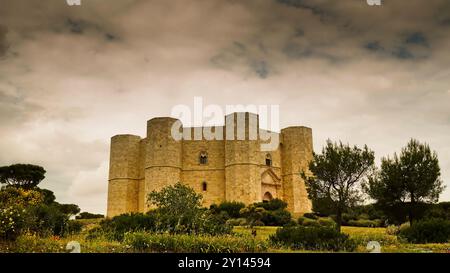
[302,140,375,231]
[58,204,81,218]
[365,139,444,224]
[75,212,104,219]
[147,182,205,233]
[0,164,46,189]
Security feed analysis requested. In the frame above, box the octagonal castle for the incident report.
[107,112,313,217]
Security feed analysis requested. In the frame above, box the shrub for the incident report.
[386,225,399,236]
[317,217,336,228]
[350,232,398,247]
[10,234,62,253]
[253,220,265,226]
[261,209,291,226]
[0,206,26,240]
[424,202,450,221]
[216,201,245,218]
[256,199,287,211]
[399,218,450,244]
[398,222,410,233]
[124,232,268,253]
[27,204,70,236]
[270,226,356,252]
[226,218,247,226]
[347,219,382,228]
[240,205,266,228]
[148,182,231,235]
[65,220,83,235]
[298,217,320,227]
[303,213,319,220]
[298,217,336,228]
[96,212,157,241]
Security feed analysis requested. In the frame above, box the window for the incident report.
[202,181,207,191]
[199,151,208,164]
[265,153,272,166]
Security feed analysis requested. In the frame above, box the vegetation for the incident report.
[147,182,230,235]
[302,140,375,231]
[210,201,245,219]
[0,164,46,189]
[399,218,450,244]
[76,212,104,220]
[365,139,445,224]
[1,155,449,253]
[270,225,357,252]
[124,232,268,253]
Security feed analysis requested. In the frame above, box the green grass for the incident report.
[2,225,449,253]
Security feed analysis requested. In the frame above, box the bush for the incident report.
[317,217,336,228]
[386,225,399,235]
[303,213,319,220]
[347,219,383,228]
[270,226,356,252]
[256,199,287,211]
[148,182,231,235]
[298,216,336,228]
[0,206,26,240]
[398,222,410,233]
[399,218,450,244]
[350,232,398,247]
[215,201,245,219]
[226,218,247,226]
[27,204,70,237]
[124,232,268,253]
[96,212,157,241]
[65,220,83,235]
[298,217,320,227]
[261,209,292,226]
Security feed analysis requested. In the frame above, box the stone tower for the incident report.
[224,112,261,204]
[107,112,313,218]
[280,127,313,214]
[107,134,141,216]
[144,118,182,210]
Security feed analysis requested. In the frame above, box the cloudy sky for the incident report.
[1,0,449,214]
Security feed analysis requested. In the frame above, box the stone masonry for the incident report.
[107,112,313,218]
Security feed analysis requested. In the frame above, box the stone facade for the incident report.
[107,112,313,218]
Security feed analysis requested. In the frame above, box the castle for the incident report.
[107,112,313,217]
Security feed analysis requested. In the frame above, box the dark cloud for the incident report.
[0,25,8,57]
[405,32,428,46]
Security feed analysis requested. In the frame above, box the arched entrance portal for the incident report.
[263,191,273,202]
[261,169,281,202]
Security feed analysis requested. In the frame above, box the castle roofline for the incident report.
[281,125,312,130]
[147,117,179,122]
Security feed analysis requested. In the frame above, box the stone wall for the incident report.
[107,113,313,218]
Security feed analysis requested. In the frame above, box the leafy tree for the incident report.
[76,212,104,219]
[58,204,81,217]
[365,139,444,224]
[35,188,56,205]
[302,140,375,231]
[148,182,216,234]
[0,164,46,189]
